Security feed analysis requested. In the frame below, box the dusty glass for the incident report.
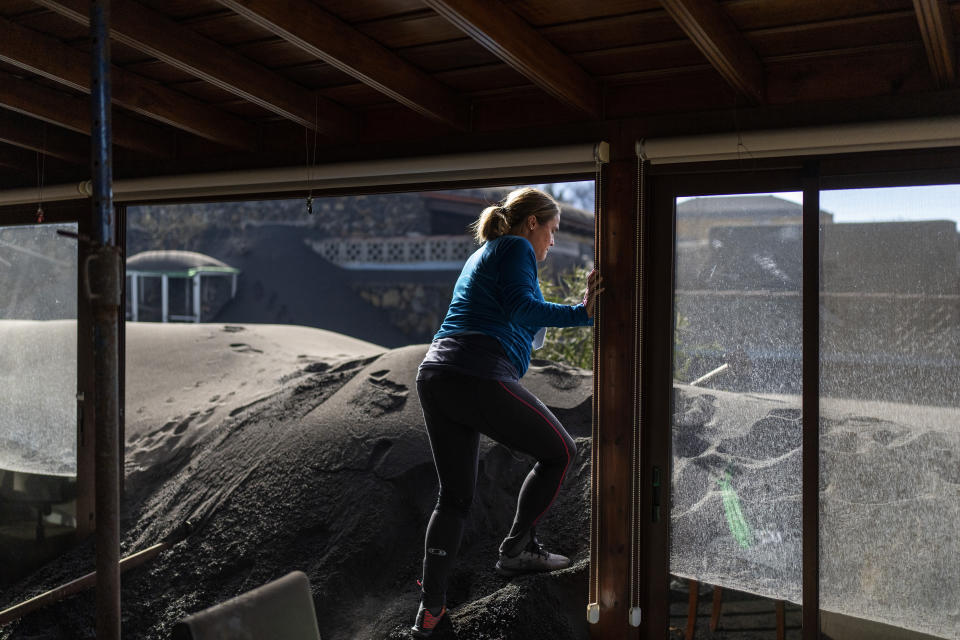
[0,223,78,585]
[819,186,960,639]
[670,193,804,637]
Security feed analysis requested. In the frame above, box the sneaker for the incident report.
[411,601,446,638]
[495,532,570,577]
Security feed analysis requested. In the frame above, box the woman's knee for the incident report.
[553,427,577,465]
[436,491,473,518]
[538,432,576,469]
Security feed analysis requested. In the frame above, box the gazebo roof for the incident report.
[126,250,239,277]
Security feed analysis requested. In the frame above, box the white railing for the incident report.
[305,235,477,269]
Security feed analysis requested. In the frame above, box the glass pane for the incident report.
[670,194,804,638]
[670,193,802,638]
[819,186,960,639]
[0,223,78,585]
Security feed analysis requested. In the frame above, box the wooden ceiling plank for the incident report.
[658,0,764,103]
[389,10,683,68]
[723,0,914,31]
[0,15,255,149]
[422,0,601,117]
[312,0,426,24]
[435,64,529,94]
[234,38,319,70]
[766,43,932,104]
[0,70,174,157]
[178,11,276,46]
[507,0,661,27]
[539,11,685,53]
[398,39,501,73]
[354,11,463,49]
[33,0,359,137]
[747,12,919,58]
[0,144,48,176]
[912,0,956,87]
[214,0,470,130]
[574,40,707,77]
[0,108,88,164]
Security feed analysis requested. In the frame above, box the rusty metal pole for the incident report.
[89,1,121,638]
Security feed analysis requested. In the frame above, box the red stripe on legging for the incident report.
[497,381,570,525]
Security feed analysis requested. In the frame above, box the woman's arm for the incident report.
[500,240,592,327]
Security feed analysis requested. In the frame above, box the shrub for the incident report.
[538,266,593,369]
[538,266,695,379]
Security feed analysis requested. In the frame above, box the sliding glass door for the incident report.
[670,193,804,638]
[656,172,960,640]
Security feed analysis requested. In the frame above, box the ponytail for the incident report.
[470,188,560,244]
[471,205,510,244]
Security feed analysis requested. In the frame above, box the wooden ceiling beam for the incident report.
[0,15,255,150]
[421,0,601,118]
[658,0,765,104]
[912,0,956,87]
[214,0,470,130]
[0,144,47,176]
[0,108,88,164]
[33,0,359,138]
[0,70,174,157]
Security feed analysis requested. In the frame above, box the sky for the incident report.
[548,181,960,230]
[680,185,960,230]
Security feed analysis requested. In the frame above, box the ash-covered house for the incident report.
[302,188,594,343]
[674,195,824,390]
[127,188,594,347]
[675,195,960,405]
[307,189,593,272]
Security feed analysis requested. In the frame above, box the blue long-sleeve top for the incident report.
[433,235,592,377]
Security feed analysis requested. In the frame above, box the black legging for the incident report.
[416,372,577,607]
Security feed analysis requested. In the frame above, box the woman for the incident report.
[411,187,602,637]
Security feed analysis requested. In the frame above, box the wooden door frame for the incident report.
[639,146,960,639]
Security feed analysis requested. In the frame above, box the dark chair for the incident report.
[172,571,321,640]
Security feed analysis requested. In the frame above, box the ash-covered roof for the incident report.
[679,195,801,218]
[423,187,594,237]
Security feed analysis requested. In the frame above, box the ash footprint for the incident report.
[172,411,199,435]
[367,438,393,471]
[230,343,263,354]
[135,411,198,448]
[196,406,218,426]
[352,373,408,415]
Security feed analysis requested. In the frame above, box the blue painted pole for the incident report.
[89,1,121,638]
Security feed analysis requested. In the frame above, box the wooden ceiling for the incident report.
[0,0,958,191]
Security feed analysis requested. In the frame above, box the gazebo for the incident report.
[126,250,239,323]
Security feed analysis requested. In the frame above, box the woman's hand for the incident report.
[583,269,604,318]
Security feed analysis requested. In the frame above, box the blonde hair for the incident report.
[470,187,560,244]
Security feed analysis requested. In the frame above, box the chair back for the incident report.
[171,571,321,640]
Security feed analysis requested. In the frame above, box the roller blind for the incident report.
[638,116,960,164]
[0,143,609,207]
